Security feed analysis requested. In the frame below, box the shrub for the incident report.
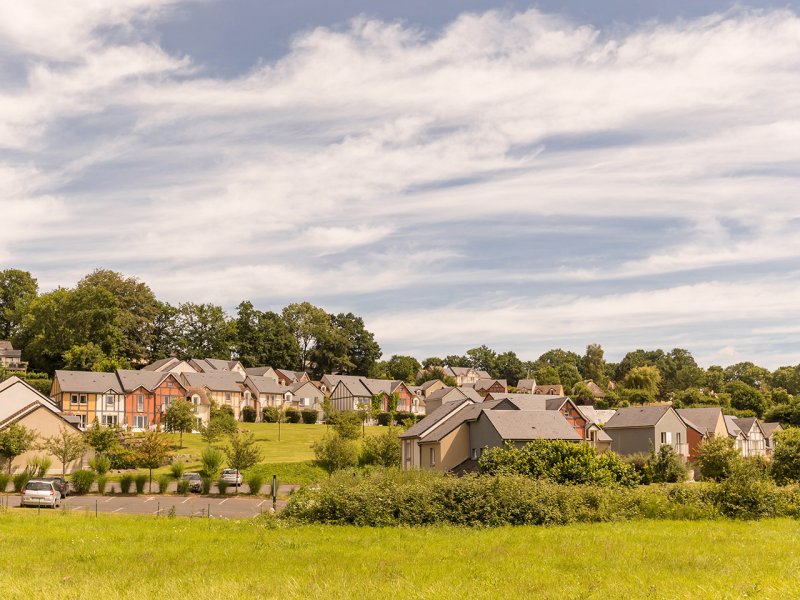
[13,472,30,493]
[217,479,229,495]
[313,432,359,474]
[27,455,52,477]
[623,452,652,484]
[89,454,111,476]
[169,461,185,480]
[134,474,147,494]
[200,476,212,495]
[241,406,257,423]
[157,474,172,494]
[332,411,361,440]
[72,470,95,495]
[376,412,392,426]
[771,428,800,484]
[714,461,785,519]
[0,473,10,492]
[261,406,281,423]
[109,446,139,470]
[201,446,225,481]
[647,445,688,483]
[301,409,318,424]
[395,412,417,426]
[360,428,401,467]
[96,475,108,495]
[285,409,301,424]
[176,478,191,495]
[246,473,264,495]
[696,436,740,481]
[119,474,134,494]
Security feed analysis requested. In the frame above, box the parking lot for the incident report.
[6,493,288,519]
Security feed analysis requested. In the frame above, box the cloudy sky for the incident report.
[2,1,800,368]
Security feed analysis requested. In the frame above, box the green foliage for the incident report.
[376,412,392,426]
[771,428,800,484]
[71,470,95,495]
[246,472,265,495]
[282,302,330,371]
[96,475,108,495]
[234,301,300,370]
[300,409,318,424]
[0,423,37,473]
[478,441,640,487]
[200,446,225,481]
[119,474,134,494]
[13,472,30,493]
[696,436,740,481]
[415,366,457,387]
[647,445,688,484]
[261,406,282,423]
[0,268,38,340]
[108,445,138,470]
[715,459,784,519]
[169,460,185,480]
[88,454,111,476]
[332,412,361,440]
[241,406,257,423]
[360,428,401,467]
[312,432,359,474]
[42,427,86,477]
[386,355,421,383]
[201,404,238,443]
[164,399,196,447]
[84,424,121,454]
[217,479,229,495]
[176,478,191,495]
[285,409,301,424]
[62,342,130,372]
[200,476,212,495]
[157,474,172,495]
[134,474,148,494]
[534,365,560,385]
[224,431,263,478]
[133,431,171,490]
[26,455,52,478]
[623,365,662,396]
[0,473,10,492]
[726,381,768,417]
[173,302,235,360]
[570,381,595,404]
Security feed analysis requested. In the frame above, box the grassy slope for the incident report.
[2,512,800,599]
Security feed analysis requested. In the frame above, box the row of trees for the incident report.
[1,268,381,378]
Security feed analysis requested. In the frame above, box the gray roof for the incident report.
[481,410,581,441]
[676,407,723,435]
[577,406,616,425]
[54,370,124,394]
[245,376,288,395]
[419,402,498,443]
[516,379,536,390]
[723,415,745,438]
[474,379,507,391]
[457,387,485,403]
[329,375,405,398]
[400,398,472,439]
[140,357,180,372]
[245,367,276,377]
[290,381,324,396]
[488,394,568,411]
[733,417,762,437]
[604,405,672,429]
[761,422,783,437]
[181,371,243,393]
[117,370,178,393]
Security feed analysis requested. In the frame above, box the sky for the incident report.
[2,1,800,368]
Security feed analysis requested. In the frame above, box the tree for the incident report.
[200,446,225,481]
[764,400,800,427]
[494,351,527,387]
[535,349,582,372]
[422,357,444,369]
[61,342,130,372]
[534,365,560,385]
[332,411,361,440]
[234,301,301,369]
[84,423,121,454]
[147,302,180,361]
[224,431,263,492]
[771,428,800,484]
[0,269,38,340]
[174,302,235,359]
[41,427,86,478]
[415,366,456,387]
[646,444,687,483]
[704,365,725,393]
[570,381,595,405]
[164,399,196,448]
[386,355,421,383]
[282,302,329,371]
[313,431,359,473]
[201,403,238,444]
[723,362,770,388]
[0,423,37,473]
[658,348,703,394]
[726,381,767,417]
[695,436,740,481]
[465,345,497,375]
[623,366,662,396]
[614,349,665,382]
[360,427,401,467]
[582,344,607,387]
[134,430,171,491]
[770,366,800,396]
[557,363,582,390]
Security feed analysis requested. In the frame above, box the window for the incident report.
[225,392,231,403]
[102,415,117,426]
[471,448,478,460]
[676,432,682,445]
[192,394,200,406]
[70,394,79,405]
[660,431,672,444]
[76,414,87,427]
[133,415,148,429]
[79,394,87,405]
[430,448,436,466]
[137,394,144,412]
[106,395,115,408]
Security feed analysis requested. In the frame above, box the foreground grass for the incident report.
[2,511,799,599]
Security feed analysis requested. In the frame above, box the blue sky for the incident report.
[2,1,800,368]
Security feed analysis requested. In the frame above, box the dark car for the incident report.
[42,477,69,497]
[182,472,202,493]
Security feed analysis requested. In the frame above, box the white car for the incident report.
[221,469,242,486]
[21,480,61,508]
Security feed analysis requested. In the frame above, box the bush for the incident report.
[201,446,225,481]
[134,474,147,494]
[176,478,191,495]
[285,409,301,424]
[246,473,265,495]
[217,479,229,495]
[157,474,172,494]
[13,472,30,493]
[89,454,111,476]
[261,406,281,423]
[119,474,134,494]
[714,461,786,519]
[109,446,139,470]
[27,455,52,477]
[301,409,318,424]
[200,476,212,495]
[241,406,257,423]
[96,475,108,495]
[376,412,392,426]
[360,428,401,467]
[771,428,800,484]
[72,470,95,495]
[0,473,10,492]
[169,461,185,480]
[395,412,417,426]
[647,445,688,483]
[313,432,359,474]
[332,411,361,440]
[696,436,740,481]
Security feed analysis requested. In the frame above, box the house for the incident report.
[412,379,447,398]
[118,370,188,431]
[327,375,423,415]
[0,341,27,372]
[604,405,689,458]
[141,357,197,374]
[183,386,212,430]
[244,366,279,380]
[677,407,728,460]
[286,381,326,416]
[733,417,767,457]
[442,366,492,387]
[533,384,565,396]
[470,379,507,396]
[244,375,289,418]
[400,398,474,470]
[275,369,310,386]
[421,386,483,413]
[761,422,783,455]
[180,371,244,420]
[515,378,536,393]
[0,376,91,474]
[51,371,126,429]
[723,416,748,455]
[579,380,606,405]
[189,358,247,378]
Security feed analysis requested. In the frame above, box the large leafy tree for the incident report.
[623,365,662,397]
[465,345,497,375]
[282,302,329,371]
[174,302,234,359]
[726,381,767,416]
[0,423,37,473]
[494,351,527,386]
[0,269,38,340]
[164,399,196,448]
[723,362,771,389]
[386,355,421,383]
[147,302,181,361]
[582,344,607,387]
[41,427,87,478]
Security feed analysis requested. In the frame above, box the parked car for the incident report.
[42,477,69,497]
[221,469,242,486]
[182,472,202,493]
[21,480,61,508]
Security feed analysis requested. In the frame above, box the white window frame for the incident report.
[430,447,436,466]
[105,395,115,408]
[79,394,87,405]
[70,394,79,405]
[137,394,144,411]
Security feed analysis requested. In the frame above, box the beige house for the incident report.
[180,371,245,420]
[0,341,27,372]
[244,376,290,419]
[0,376,91,474]
[442,367,492,387]
[286,381,326,416]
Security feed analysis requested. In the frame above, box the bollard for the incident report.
[208,503,211,519]
[272,475,277,512]
[95,499,98,518]
[157,502,160,517]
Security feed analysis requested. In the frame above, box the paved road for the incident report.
[6,493,287,518]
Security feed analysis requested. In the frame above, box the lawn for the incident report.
[1,511,799,598]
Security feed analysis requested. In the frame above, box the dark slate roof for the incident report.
[481,410,581,441]
[54,370,124,394]
[488,394,568,411]
[676,407,723,435]
[181,371,243,393]
[141,357,179,372]
[245,376,288,395]
[399,398,472,439]
[117,370,177,392]
[604,405,672,428]
[761,422,783,437]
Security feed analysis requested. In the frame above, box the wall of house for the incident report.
[435,424,471,471]
[331,384,360,412]
[606,427,656,456]
[686,428,705,461]
[5,409,93,475]
[95,393,126,427]
[401,438,419,470]
[469,414,504,457]
[125,387,156,430]
[654,411,689,458]
[560,403,587,440]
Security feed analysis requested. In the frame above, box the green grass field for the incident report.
[1,511,799,598]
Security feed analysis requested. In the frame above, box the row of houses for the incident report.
[400,394,783,473]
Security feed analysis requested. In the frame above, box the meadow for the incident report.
[1,510,799,598]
